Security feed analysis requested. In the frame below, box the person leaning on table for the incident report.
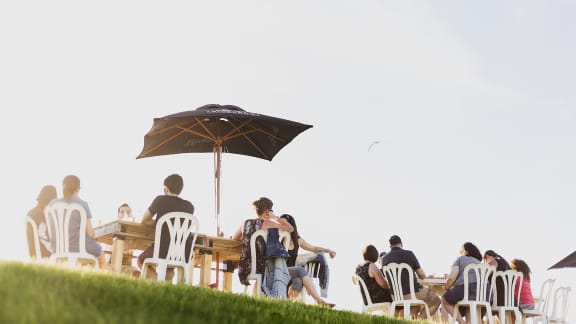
[381,234,441,319]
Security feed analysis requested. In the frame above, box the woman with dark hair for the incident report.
[280,214,336,299]
[510,259,535,311]
[355,244,392,304]
[441,242,483,323]
[483,249,511,307]
[27,185,57,258]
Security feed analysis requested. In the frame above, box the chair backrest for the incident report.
[492,270,523,308]
[44,201,89,256]
[352,274,376,307]
[549,286,571,324]
[25,216,42,260]
[535,278,556,314]
[461,262,496,303]
[383,262,418,301]
[249,229,291,278]
[151,212,199,263]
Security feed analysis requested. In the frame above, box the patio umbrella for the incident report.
[137,104,313,236]
[548,251,576,270]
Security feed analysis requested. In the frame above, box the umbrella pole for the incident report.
[214,142,222,237]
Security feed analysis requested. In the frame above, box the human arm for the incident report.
[369,262,390,289]
[445,265,459,289]
[261,217,294,232]
[141,209,154,226]
[415,268,426,280]
[86,218,95,239]
[298,237,336,258]
[232,221,244,241]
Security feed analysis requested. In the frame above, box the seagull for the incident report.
[368,140,380,152]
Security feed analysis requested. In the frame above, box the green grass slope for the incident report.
[0,261,412,324]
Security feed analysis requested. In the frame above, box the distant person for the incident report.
[137,174,195,279]
[115,203,139,276]
[381,235,441,318]
[26,185,57,259]
[442,242,483,323]
[50,175,103,261]
[355,244,392,305]
[232,197,333,307]
[483,249,511,307]
[117,203,135,222]
[280,214,336,298]
[510,258,535,311]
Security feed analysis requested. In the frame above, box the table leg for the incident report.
[199,252,212,288]
[111,238,125,273]
[222,261,236,292]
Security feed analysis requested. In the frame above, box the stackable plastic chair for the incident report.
[491,270,523,324]
[352,274,391,315]
[25,216,42,260]
[140,212,199,284]
[44,201,99,268]
[383,262,431,320]
[453,263,496,324]
[522,278,556,324]
[243,229,290,296]
[548,286,571,324]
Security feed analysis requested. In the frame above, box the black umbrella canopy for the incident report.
[137,104,312,236]
[137,104,313,160]
[548,251,576,270]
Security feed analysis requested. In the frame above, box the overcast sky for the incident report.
[1,0,575,316]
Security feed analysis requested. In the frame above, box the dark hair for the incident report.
[117,203,130,214]
[463,242,482,261]
[37,185,57,206]
[511,259,531,281]
[484,250,499,258]
[252,197,273,216]
[164,174,184,195]
[62,175,80,200]
[280,214,300,242]
[363,245,379,263]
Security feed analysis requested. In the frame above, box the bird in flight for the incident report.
[368,140,380,152]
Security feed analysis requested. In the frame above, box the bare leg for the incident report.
[302,276,334,307]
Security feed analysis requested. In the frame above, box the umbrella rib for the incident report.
[140,129,190,157]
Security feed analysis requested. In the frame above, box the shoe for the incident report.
[318,301,335,308]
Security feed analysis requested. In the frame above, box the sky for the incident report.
[1,0,575,319]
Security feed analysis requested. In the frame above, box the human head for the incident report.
[510,258,531,280]
[280,214,300,240]
[461,242,482,261]
[37,185,57,206]
[62,175,80,200]
[164,174,184,195]
[252,197,273,217]
[389,235,402,247]
[483,249,499,263]
[117,203,133,221]
[362,245,379,263]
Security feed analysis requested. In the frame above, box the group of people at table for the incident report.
[26,174,337,307]
[356,236,535,322]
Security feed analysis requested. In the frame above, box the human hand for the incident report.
[328,250,336,258]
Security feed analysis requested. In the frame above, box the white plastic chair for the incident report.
[243,229,291,296]
[522,278,556,324]
[44,201,99,268]
[352,274,391,315]
[453,263,496,324]
[491,270,523,324]
[140,212,199,284]
[383,262,431,320]
[25,216,42,260]
[548,286,571,324]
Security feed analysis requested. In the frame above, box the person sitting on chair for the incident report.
[137,174,195,280]
[356,244,393,305]
[280,214,336,299]
[27,185,57,259]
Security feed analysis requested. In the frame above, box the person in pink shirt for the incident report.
[511,258,535,311]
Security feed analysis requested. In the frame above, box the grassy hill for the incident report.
[0,261,413,324]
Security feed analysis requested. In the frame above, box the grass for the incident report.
[0,261,415,324]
